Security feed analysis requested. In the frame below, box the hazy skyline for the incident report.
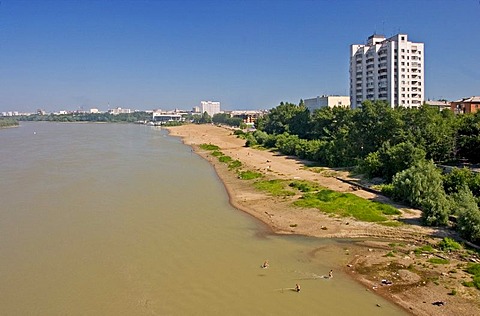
[1,0,479,113]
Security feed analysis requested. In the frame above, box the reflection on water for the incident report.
[0,122,406,315]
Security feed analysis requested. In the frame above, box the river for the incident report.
[0,122,406,315]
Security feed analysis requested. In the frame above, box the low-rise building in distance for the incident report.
[304,95,350,113]
[425,100,451,111]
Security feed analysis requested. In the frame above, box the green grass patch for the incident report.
[463,263,480,290]
[288,180,321,192]
[228,160,242,170]
[463,264,480,289]
[438,237,462,252]
[218,155,233,163]
[414,245,435,254]
[466,263,480,276]
[199,143,220,151]
[254,180,295,196]
[293,188,400,222]
[211,150,224,157]
[238,170,263,180]
[427,258,450,264]
[384,251,395,257]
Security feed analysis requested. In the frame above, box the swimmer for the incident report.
[329,270,333,278]
[262,260,269,269]
[295,283,301,292]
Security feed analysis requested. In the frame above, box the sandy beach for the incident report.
[167,123,480,316]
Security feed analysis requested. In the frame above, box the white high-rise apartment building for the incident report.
[200,101,221,116]
[350,34,424,108]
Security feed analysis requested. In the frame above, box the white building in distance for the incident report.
[350,33,424,108]
[304,95,350,113]
[200,101,221,117]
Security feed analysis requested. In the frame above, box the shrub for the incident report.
[438,237,462,252]
[453,186,480,243]
[391,160,450,226]
[358,151,382,178]
[244,133,258,147]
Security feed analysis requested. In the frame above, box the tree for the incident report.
[457,112,480,163]
[452,186,480,244]
[391,160,450,226]
[350,100,403,157]
[379,141,426,182]
[258,102,307,135]
[198,112,212,124]
[400,105,457,162]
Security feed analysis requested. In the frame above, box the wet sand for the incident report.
[167,123,480,316]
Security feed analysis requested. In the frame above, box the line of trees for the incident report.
[17,112,152,123]
[0,118,19,128]
[245,100,480,244]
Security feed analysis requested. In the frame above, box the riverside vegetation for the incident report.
[234,100,480,246]
[0,118,19,128]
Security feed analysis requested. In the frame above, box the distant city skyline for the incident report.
[0,0,479,113]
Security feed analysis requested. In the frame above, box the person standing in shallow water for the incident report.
[329,270,333,278]
[295,284,301,292]
[262,260,269,268]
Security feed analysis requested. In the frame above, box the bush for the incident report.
[391,160,450,226]
[358,151,382,178]
[438,237,462,252]
[379,184,395,197]
[379,141,426,182]
[244,133,258,147]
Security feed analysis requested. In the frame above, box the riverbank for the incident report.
[167,123,480,316]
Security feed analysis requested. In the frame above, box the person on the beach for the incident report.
[329,270,333,278]
[262,260,269,268]
[295,283,301,292]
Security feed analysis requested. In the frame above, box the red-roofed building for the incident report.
[451,96,480,114]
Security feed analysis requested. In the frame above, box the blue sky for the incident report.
[0,0,479,112]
